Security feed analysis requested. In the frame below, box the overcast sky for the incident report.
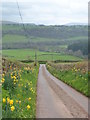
[2,0,89,25]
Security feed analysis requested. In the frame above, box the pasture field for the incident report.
[2,49,82,61]
[2,58,39,118]
[46,61,89,97]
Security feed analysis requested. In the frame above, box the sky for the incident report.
[1,0,89,25]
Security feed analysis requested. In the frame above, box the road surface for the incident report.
[36,64,88,118]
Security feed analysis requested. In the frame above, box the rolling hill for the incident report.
[2,21,88,55]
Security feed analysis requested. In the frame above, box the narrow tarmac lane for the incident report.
[36,64,88,118]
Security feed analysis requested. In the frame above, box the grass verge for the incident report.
[46,62,89,97]
[2,58,39,118]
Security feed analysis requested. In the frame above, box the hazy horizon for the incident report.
[1,20,88,26]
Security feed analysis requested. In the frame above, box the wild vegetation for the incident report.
[46,61,89,97]
[2,58,39,118]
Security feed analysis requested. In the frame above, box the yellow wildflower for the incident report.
[7,97,10,104]
[10,100,13,106]
[13,76,16,80]
[28,97,31,101]
[11,106,15,111]
[27,105,30,110]
[1,78,5,83]
[3,98,6,103]
[16,100,18,103]
[2,74,5,77]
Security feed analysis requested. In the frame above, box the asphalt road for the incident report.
[36,64,88,118]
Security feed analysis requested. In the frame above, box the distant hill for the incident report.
[2,21,18,24]
[65,23,88,26]
[2,22,88,55]
[2,21,37,26]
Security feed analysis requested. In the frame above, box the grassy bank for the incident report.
[46,62,89,97]
[2,58,39,118]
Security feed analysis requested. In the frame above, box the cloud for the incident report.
[2,0,88,25]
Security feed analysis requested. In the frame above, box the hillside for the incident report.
[2,22,88,55]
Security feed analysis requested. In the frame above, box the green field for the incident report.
[2,49,82,61]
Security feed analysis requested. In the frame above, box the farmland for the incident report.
[2,49,82,61]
